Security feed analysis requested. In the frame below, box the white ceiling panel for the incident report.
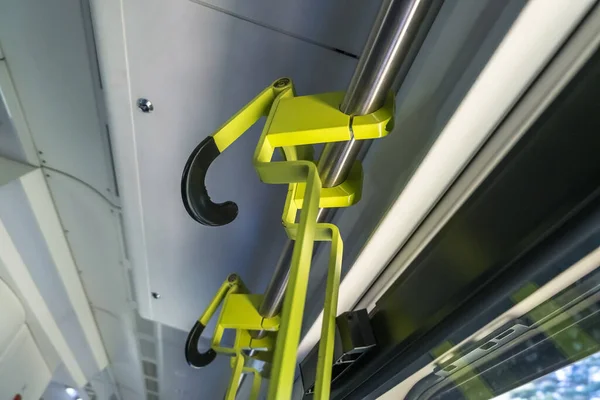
[0,179,102,380]
[44,168,146,399]
[0,254,63,383]
[0,0,117,198]
[190,0,382,56]
[45,170,130,316]
[117,0,358,330]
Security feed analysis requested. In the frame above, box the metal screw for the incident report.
[274,78,290,88]
[228,273,238,282]
[137,98,154,113]
[151,292,161,299]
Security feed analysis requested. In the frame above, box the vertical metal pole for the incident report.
[257,0,443,321]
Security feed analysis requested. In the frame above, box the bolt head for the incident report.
[137,98,154,113]
[274,78,290,88]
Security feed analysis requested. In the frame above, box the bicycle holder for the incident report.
[181,77,394,400]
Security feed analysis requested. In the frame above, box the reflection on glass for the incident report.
[494,352,600,400]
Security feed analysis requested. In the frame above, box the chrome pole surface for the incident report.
[258,0,443,320]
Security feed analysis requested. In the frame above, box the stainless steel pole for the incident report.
[258,0,443,320]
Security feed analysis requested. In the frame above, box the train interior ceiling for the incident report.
[0,0,600,399]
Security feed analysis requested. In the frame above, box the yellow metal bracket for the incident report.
[185,77,395,399]
[185,274,278,373]
[224,354,263,400]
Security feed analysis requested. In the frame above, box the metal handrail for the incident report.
[258,0,443,321]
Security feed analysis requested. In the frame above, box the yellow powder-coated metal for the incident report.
[248,366,262,400]
[194,275,278,399]
[196,275,278,354]
[267,92,350,145]
[189,77,394,399]
[224,355,263,400]
[313,225,342,400]
[212,83,294,152]
[198,275,243,327]
[352,91,395,139]
[255,160,321,399]
[225,354,246,400]
[220,294,279,331]
[293,162,363,209]
[210,292,279,356]
[252,80,347,400]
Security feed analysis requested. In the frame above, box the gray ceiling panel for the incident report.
[190,0,382,55]
[160,323,232,399]
[122,0,358,330]
[45,170,129,316]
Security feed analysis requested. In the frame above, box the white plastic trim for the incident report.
[298,0,597,361]
[0,216,86,386]
[0,277,25,351]
[20,169,109,370]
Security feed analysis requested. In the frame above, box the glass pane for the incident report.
[494,352,600,400]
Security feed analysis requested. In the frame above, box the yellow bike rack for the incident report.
[181,78,394,399]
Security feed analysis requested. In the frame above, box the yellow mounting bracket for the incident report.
[253,81,394,220]
[190,274,279,353]
[181,77,394,227]
[226,355,263,400]
[183,78,394,399]
[184,273,279,400]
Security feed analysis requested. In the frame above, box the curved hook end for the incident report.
[181,136,238,226]
[185,321,217,368]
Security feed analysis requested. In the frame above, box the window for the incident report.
[494,352,600,400]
